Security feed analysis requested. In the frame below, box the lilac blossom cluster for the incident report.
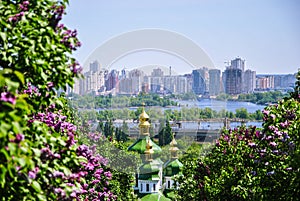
[60,29,82,51]
[23,82,40,96]
[0,92,16,105]
[217,104,297,179]
[30,111,77,147]
[8,0,29,23]
[51,4,65,21]
[27,109,117,200]
[69,61,83,75]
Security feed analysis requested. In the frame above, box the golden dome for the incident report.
[139,110,149,122]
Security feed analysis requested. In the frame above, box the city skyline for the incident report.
[73,57,296,96]
[63,0,300,74]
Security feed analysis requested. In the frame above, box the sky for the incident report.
[63,0,300,74]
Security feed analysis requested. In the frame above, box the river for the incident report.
[167,99,266,113]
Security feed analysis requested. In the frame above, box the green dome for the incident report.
[128,136,161,154]
[139,160,161,181]
[163,159,183,177]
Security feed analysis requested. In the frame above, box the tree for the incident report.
[158,120,173,146]
[104,119,114,138]
[176,94,300,200]
[235,107,249,119]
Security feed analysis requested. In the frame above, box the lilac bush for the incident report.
[0,0,117,200]
[176,71,300,200]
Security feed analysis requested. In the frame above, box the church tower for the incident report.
[163,135,183,189]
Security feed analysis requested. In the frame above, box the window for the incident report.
[141,183,143,192]
[168,180,170,188]
[153,183,156,191]
[146,183,149,192]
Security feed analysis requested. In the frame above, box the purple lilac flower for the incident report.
[54,188,66,197]
[91,179,100,184]
[104,171,112,179]
[280,120,289,128]
[0,92,16,105]
[248,142,256,148]
[223,135,229,142]
[270,114,276,120]
[269,141,277,147]
[47,82,54,89]
[23,1,29,6]
[262,110,270,115]
[53,171,64,178]
[85,162,94,171]
[89,188,95,193]
[28,171,36,179]
[14,134,25,143]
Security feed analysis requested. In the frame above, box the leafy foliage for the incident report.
[176,72,300,200]
[0,1,122,200]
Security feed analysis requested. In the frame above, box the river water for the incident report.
[169,99,266,113]
[101,99,266,129]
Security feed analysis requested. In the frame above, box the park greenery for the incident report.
[1,0,299,200]
[69,90,287,110]
[68,92,177,109]
[94,107,263,122]
[175,72,300,200]
[0,1,134,200]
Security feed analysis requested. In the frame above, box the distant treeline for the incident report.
[78,106,263,122]
[216,91,288,105]
[68,92,177,109]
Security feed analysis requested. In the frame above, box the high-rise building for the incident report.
[209,69,221,96]
[256,75,274,90]
[224,68,243,94]
[105,70,119,91]
[129,69,144,94]
[176,76,189,94]
[223,57,246,95]
[163,76,176,93]
[192,68,208,95]
[89,60,100,72]
[118,78,132,94]
[151,68,164,77]
[149,68,164,93]
[243,70,256,93]
[231,57,245,71]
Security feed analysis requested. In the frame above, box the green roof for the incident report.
[128,136,162,154]
[163,159,184,176]
[139,160,161,180]
[140,192,171,201]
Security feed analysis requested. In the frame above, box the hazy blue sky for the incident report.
[63,0,300,74]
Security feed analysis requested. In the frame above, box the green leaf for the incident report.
[32,181,41,192]
[41,71,47,81]
[0,32,6,41]
[0,164,7,188]
[14,71,25,84]
[0,122,11,138]
[18,157,26,167]
[8,142,16,153]
[5,78,19,91]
